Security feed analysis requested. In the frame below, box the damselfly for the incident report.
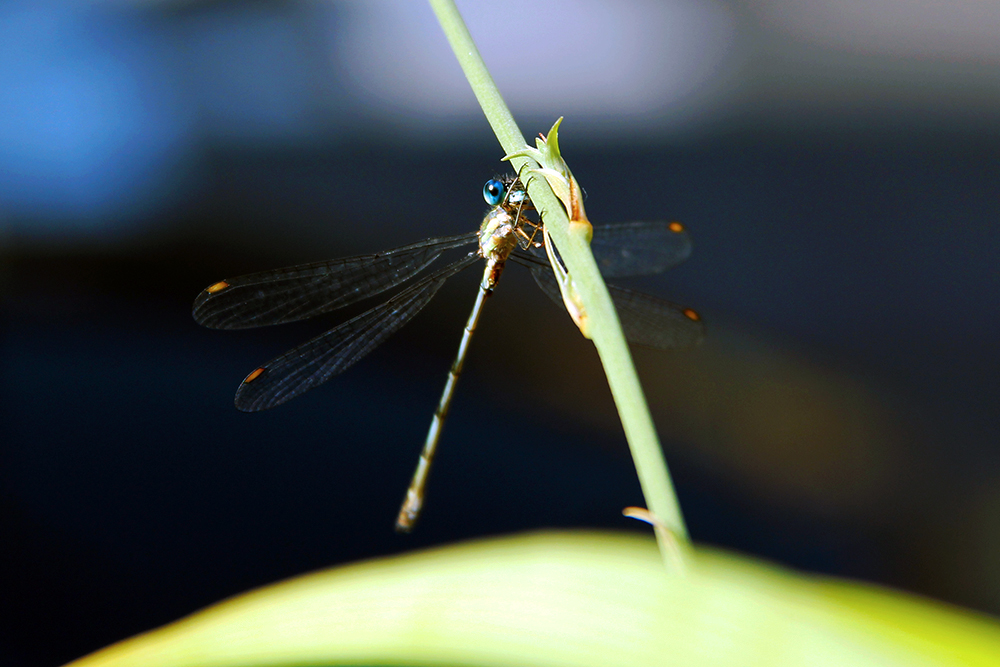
[192,176,703,531]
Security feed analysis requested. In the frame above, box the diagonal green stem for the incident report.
[428,0,688,567]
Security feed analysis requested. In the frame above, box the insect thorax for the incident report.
[478,207,519,263]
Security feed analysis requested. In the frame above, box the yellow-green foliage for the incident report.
[68,531,1000,667]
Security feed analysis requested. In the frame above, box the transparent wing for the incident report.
[193,232,477,330]
[600,283,704,349]
[513,255,704,349]
[521,222,691,278]
[234,254,479,411]
[590,221,691,277]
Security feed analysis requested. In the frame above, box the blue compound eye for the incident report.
[483,179,505,206]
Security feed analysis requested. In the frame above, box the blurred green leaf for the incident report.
[68,531,1000,667]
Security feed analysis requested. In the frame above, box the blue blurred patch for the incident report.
[0,2,195,232]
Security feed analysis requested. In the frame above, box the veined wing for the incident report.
[193,232,477,330]
[234,254,479,411]
[512,253,704,350]
[521,221,692,278]
[599,283,704,348]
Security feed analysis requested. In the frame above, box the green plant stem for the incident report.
[428,0,688,566]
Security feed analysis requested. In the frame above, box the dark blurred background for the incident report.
[2,0,999,664]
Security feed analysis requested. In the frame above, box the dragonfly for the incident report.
[192,175,703,531]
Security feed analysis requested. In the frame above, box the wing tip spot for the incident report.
[683,308,700,322]
[243,367,266,384]
[669,221,684,233]
[206,281,230,294]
